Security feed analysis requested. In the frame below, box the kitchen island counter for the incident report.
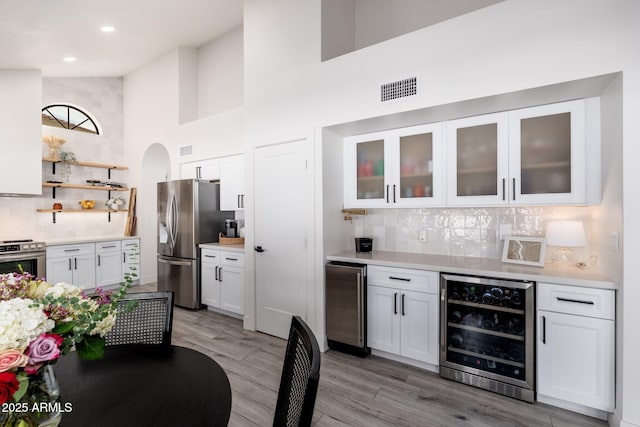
[327,250,615,290]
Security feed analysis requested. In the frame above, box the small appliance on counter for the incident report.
[355,237,373,253]
[225,219,238,238]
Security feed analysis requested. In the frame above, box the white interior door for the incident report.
[255,140,310,338]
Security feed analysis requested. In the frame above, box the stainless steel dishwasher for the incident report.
[325,262,370,356]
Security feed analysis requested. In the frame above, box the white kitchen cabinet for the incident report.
[447,99,592,206]
[121,238,140,283]
[95,241,122,288]
[180,158,220,180]
[46,243,96,290]
[200,248,244,315]
[537,283,615,413]
[367,265,439,365]
[219,154,245,210]
[344,123,443,208]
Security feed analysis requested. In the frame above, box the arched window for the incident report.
[42,104,101,135]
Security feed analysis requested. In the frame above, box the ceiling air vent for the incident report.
[179,145,193,157]
[380,76,417,102]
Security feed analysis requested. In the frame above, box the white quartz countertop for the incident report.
[327,250,616,290]
[199,242,245,253]
[46,236,138,246]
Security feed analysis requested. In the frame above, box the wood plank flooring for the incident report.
[137,285,608,427]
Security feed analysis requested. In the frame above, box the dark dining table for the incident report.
[54,345,232,427]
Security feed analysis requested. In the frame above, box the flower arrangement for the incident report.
[0,270,132,424]
[105,197,125,211]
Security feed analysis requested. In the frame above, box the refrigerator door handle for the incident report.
[158,257,192,266]
[168,192,178,248]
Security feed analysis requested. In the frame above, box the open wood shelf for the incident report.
[43,157,128,171]
[37,208,126,213]
[42,182,128,191]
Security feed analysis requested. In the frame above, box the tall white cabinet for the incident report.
[219,154,245,211]
[537,283,615,415]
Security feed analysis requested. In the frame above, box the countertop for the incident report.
[327,250,616,290]
[199,242,245,253]
[46,235,139,246]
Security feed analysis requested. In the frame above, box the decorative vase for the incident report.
[42,136,66,160]
[0,365,62,426]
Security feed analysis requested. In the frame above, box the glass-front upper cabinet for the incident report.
[447,99,589,206]
[509,99,586,205]
[446,112,509,205]
[344,123,442,208]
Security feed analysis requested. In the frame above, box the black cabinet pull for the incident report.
[393,184,396,203]
[240,194,244,208]
[68,258,72,270]
[225,257,238,261]
[389,276,411,282]
[542,315,546,344]
[97,255,101,266]
[219,267,222,282]
[74,258,78,270]
[393,293,398,314]
[502,178,506,201]
[401,294,405,316]
[386,185,389,203]
[237,194,241,208]
[556,297,595,305]
[512,178,516,201]
[215,266,219,281]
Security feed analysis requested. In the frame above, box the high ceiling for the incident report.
[0,0,243,77]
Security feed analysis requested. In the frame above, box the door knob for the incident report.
[254,246,265,253]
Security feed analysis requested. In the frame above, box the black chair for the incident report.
[273,315,321,427]
[104,291,174,347]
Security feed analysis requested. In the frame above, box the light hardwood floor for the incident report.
[137,285,607,427]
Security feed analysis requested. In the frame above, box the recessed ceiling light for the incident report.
[63,57,77,62]
[100,26,115,32]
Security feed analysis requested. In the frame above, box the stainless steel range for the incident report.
[0,240,46,277]
[440,274,535,402]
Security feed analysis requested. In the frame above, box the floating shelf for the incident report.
[42,182,128,191]
[43,157,128,170]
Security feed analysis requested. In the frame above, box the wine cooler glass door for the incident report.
[440,274,535,401]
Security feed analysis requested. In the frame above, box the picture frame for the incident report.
[501,236,546,267]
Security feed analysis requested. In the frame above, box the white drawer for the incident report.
[537,283,615,320]
[201,249,220,263]
[96,240,122,253]
[47,243,95,258]
[368,265,438,294]
[122,239,139,251]
[221,252,244,268]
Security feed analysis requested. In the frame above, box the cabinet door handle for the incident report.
[502,178,506,201]
[204,254,216,258]
[68,258,72,271]
[556,297,595,305]
[401,293,405,316]
[393,184,396,203]
[97,255,101,266]
[102,245,117,249]
[74,258,78,270]
[389,276,411,282]
[237,194,241,209]
[123,253,126,263]
[64,248,80,252]
[219,267,223,282]
[541,315,546,344]
[196,166,202,179]
[394,292,398,315]
[512,178,516,201]
[225,257,238,261]
[386,185,389,203]
[240,194,244,208]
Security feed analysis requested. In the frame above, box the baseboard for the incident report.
[204,305,243,320]
[370,349,439,373]
[536,394,610,420]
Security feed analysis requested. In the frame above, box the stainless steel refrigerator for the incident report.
[157,179,234,309]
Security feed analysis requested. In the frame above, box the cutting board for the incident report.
[124,187,137,236]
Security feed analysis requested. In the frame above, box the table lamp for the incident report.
[545,220,587,264]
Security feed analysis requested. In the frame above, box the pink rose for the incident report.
[0,349,28,373]
[26,333,63,365]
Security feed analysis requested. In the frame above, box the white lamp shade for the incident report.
[545,220,587,247]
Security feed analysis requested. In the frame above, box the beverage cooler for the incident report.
[440,274,535,402]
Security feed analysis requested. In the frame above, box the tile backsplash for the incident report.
[353,206,591,262]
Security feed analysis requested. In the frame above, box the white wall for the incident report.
[198,27,244,117]
[243,0,640,424]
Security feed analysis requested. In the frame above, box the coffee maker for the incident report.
[225,219,238,238]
